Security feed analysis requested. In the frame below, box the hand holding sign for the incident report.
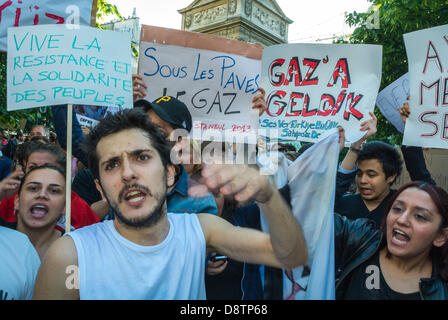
[138,25,262,143]
[398,100,411,124]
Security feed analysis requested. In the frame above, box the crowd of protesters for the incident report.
[0,68,447,300]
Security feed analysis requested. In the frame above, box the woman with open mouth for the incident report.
[335,181,448,300]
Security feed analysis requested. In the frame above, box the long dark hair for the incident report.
[381,181,448,282]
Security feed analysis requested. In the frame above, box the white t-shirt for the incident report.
[0,227,41,300]
[67,213,207,300]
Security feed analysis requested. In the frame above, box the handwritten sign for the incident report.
[7,24,132,110]
[259,43,382,143]
[403,24,448,149]
[74,104,123,128]
[0,0,95,51]
[376,73,409,133]
[138,25,262,142]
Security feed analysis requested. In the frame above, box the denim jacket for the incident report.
[167,166,218,215]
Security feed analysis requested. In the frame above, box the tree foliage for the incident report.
[338,0,448,145]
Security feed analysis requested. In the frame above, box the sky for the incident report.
[104,0,372,43]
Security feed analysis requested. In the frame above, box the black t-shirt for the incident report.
[205,258,244,300]
[343,252,421,300]
[342,251,421,300]
[335,190,396,228]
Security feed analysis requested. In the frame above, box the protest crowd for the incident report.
[1,3,448,303]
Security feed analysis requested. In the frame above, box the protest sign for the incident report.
[7,24,133,111]
[74,104,123,128]
[76,114,99,128]
[403,24,448,149]
[376,73,409,133]
[0,0,96,51]
[284,132,338,299]
[138,25,262,142]
[259,43,382,143]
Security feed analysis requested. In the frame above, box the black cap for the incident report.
[134,96,192,132]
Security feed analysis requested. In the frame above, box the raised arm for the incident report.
[195,164,307,269]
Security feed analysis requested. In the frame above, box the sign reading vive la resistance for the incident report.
[7,24,133,110]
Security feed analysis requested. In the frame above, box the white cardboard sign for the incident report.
[259,43,382,143]
[7,24,133,110]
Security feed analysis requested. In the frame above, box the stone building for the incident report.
[179,0,292,47]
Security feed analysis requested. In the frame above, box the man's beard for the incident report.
[103,181,167,229]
